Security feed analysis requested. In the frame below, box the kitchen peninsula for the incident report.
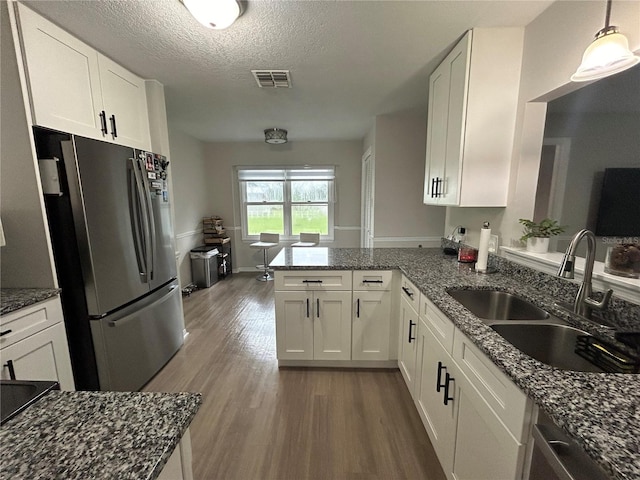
[270,246,640,480]
[0,390,201,480]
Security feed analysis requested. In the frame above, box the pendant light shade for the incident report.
[182,0,242,30]
[571,1,640,82]
[264,128,288,145]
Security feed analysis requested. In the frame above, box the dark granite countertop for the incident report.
[271,246,640,480]
[1,288,60,316]
[0,390,201,480]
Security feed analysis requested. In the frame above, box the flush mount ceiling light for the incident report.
[264,128,288,145]
[571,0,639,82]
[181,0,242,30]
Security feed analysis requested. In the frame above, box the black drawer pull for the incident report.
[302,280,323,284]
[402,286,414,298]
[0,329,13,337]
[99,111,108,134]
[443,373,455,405]
[408,320,416,343]
[4,360,16,380]
[316,298,320,318]
[362,279,384,284]
[356,298,360,318]
[109,114,118,138]
[436,361,446,392]
[306,298,310,318]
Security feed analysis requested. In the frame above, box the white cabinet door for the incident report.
[415,318,457,476]
[0,322,75,390]
[17,3,104,140]
[352,290,391,361]
[398,295,419,392]
[98,54,150,149]
[452,376,525,480]
[275,291,314,360]
[313,291,352,361]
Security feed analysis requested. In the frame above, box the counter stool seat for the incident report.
[250,233,279,281]
[291,232,320,247]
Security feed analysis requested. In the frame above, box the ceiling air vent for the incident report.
[251,70,291,88]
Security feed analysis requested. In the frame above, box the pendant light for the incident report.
[571,0,639,82]
[264,128,288,145]
[181,0,242,30]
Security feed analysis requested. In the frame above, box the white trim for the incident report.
[175,229,202,240]
[278,359,398,368]
[334,226,361,231]
[373,236,442,243]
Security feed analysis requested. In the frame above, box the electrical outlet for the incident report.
[488,234,499,253]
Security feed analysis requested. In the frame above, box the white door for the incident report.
[313,291,352,360]
[98,54,151,150]
[361,150,374,248]
[0,323,75,390]
[17,3,104,139]
[275,291,313,360]
[415,320,457,475]
[352,291,391,361]
[398,296,419,392]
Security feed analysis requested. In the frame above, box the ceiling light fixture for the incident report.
[181,0,242,30]
[571,0,639,82]
[264,128,288,145]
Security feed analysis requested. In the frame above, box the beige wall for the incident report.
[367,112,445,246]
[203,140,362,270]
[0,2,57,288]
[168,126,212,286]
[446,0,640,249]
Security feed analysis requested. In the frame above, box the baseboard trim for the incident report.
[278,359,398,368]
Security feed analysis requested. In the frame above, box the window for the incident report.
[238,167,335,240]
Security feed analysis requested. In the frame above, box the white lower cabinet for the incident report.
[414,297,533,480]
[352,270,393,361]
[157,428,194,480]
[275,289,352,361]
[0,297,75,390]
[398,280,419,391]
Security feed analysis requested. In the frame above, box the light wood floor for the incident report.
[144,273,446,480]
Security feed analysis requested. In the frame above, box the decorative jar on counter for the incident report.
[604,243,640,278]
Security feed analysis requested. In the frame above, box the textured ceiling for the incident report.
[23,0,553,142]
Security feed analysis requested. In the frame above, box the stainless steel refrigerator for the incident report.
[35,128,184,391]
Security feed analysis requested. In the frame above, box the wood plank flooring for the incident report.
[144,273,446,480]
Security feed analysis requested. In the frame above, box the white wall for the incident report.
[168,126,211,286]
[367,112,445,247]
[446,0,640,250]
[203,140,362,270]
[0,2,57,288]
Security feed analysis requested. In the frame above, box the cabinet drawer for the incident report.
[274,271,352,291]
[0,297,63,349]
[353,270,393,291]
[421,298,455,354]
[453,330,533,441]
[399,275,420,312]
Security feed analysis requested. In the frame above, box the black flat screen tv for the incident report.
[594,168,640,237]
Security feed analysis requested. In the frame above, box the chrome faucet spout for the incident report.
[557,229,613,318]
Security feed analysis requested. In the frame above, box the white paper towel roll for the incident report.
[476,222,491,271]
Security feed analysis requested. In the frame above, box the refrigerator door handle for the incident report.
[107,284,178,327]
[129,157,152,282]
[139,154,157,281]
[128,160,146,279]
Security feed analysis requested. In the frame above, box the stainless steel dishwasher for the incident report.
[529,411,611,480]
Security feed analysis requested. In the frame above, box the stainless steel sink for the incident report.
[447,289,549,321]
[491,323,603,372]
[1,380,59,424]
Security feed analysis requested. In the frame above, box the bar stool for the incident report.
[291,232,320,247]
[250,233,280,281]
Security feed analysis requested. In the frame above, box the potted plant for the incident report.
[519,218,565,253]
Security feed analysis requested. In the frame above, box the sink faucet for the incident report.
[557,229,613,318]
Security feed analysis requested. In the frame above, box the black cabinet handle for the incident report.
[109,115,118,138]
[0,329,12,337]
[4,359,16,380]
[435,178,441,198]
[402,286,414,298]
[316,298,320,318]
[99,111,108,134]
[431,177,436,198]
[436,361,446,392]
[408,320,416,343]
[306,298,310,318]
[356,298,360,318]
[443,373,455,405]
[362,279,384,284]
[302,280,323,284]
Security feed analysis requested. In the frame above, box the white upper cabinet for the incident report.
[424,28,524,207]
[14,3,151,150]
